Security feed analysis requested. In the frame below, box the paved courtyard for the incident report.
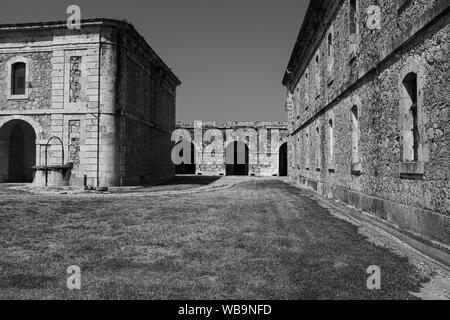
[0,177,448,300]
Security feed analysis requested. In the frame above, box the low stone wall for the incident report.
[296,177,450,246]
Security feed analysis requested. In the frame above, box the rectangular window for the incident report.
[327,31,335,82]
[315,54,321,98]
[329,119,334,163]
[351,106,360,164]
[12,62,26,95]
[305,71,310,105]
[305,131,310,170]
[402,73,419,162]
[349,0,357,35]
[316,126,321,170]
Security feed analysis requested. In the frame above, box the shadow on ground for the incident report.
[113,176,222,194]
[159,176,221,186]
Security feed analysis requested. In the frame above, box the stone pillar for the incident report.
[97,43,118,187]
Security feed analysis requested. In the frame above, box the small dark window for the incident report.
[12,62,26,95]
[328,33,333,56]
[349,0,357,35]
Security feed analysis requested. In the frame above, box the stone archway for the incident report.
[0,119,37,183]
[279,142,288,176]
[174,141,197,175]
[225,141,249,176]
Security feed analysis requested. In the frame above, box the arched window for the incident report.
[399,60,426,178]
[351,105,360,165]
[11,62,26,95]
[402,72,419,162]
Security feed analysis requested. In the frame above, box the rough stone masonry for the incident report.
[0,19,181,187]
[174,121,288,177]
[282,0,450,245]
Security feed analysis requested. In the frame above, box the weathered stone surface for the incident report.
[0,19,180,187]
[283,1,450,243]
[175,121,288,176]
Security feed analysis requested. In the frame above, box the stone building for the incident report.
[0,19,180,187]
[174,121,288,176]
[283,0,450,244]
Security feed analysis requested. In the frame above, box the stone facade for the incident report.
[174,121,288,176]
[0,19,180,187]
[283,0,450,244]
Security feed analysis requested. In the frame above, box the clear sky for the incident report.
[0,0,308,122]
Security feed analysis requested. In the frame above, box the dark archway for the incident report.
[0,120,36,183]
[279,142,288,176]
[226,141,249,176]
[175,141,196,175]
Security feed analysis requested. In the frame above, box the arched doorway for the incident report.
[175,141,196,175]
[279,142,288,176]
[0,120,36,183]
[225,141,249,176]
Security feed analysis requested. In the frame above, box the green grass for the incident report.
[0,180,427,299]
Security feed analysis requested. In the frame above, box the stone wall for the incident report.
[283,0,450,244]
[0,19,180,187]
[115,25,179,185]
[175,121,288,176]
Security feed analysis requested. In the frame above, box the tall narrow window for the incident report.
[402,72,419,162]
[315,54,321,97]
[316,126,321,170]
[351,105,360,165]
[327,32,334,75]
[349,0,357,35]
[305,131,310,170]
[12,62,26,95]
[328,119,334,163]
[305,71,310,105]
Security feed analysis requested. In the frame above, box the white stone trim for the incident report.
[6,56,31,100]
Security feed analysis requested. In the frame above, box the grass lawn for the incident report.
[0,179,427,299]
